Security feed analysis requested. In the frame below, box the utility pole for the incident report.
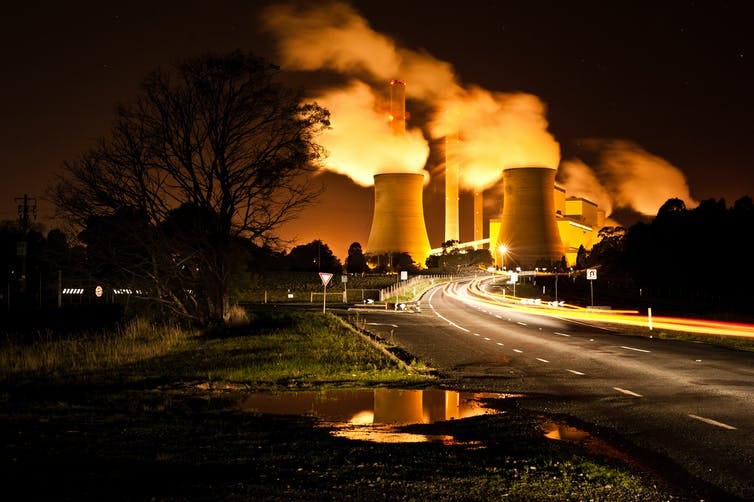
[15,194,37,294]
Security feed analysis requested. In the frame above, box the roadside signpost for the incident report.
[319,272,333,313]
[586,268,597,306]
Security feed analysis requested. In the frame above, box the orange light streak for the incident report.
[445,277,754,339]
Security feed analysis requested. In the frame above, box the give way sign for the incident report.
[319,272,333,287]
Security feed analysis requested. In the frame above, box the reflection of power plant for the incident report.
[236,388,501,443]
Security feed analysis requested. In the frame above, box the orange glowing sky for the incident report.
[1,0,752,261]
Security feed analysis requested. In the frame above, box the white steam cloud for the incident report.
[559,140,698,217]
[263,1,698,220]
[310,80,430,186]
[261,1,559,190]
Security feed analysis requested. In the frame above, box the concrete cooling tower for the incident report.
[365,173,432,267]
[499,167,564,268]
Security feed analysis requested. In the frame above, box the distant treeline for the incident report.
[2,195,753,322]
[559,196,754,320]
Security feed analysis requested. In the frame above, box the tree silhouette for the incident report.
[345,242,367,274]
[51,51,329,325]
[287,240,341,273]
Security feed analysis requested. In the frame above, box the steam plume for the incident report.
[310,80,429,186]
[261,1,558,191]
[262,1,699,221]
[559,140,698,217]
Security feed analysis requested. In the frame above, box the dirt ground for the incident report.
[2,375,724,502]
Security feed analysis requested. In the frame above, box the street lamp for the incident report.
[497,244,508,270]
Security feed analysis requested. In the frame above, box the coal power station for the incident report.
[362,79,602,270]
[364,80,432,267]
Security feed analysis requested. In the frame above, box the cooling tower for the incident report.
[498,167,564,268]
[365,173,432,267]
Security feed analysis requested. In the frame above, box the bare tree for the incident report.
[51,51,330,325]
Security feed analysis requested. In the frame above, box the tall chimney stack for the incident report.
[388,79,406,135]
[444,132,460,243]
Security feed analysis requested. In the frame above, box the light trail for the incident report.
[444,276,754,339]
[613,387,643,397]
[688,414,737,430]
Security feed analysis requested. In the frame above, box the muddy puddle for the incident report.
[236,388,627,458]
[237,388,515,444]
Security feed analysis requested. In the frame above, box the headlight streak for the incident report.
[427,280,745,437]
[440,276,754,339]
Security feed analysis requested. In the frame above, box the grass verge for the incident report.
[0,309,700,500]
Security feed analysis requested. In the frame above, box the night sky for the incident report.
[2,1,752,261]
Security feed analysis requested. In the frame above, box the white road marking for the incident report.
[621,346,651,353]
[367,323,398,328]
[688,414,737,430]
[432,311,469,332]
[513,349,523,353]
[567,369,585,375]
[613,387,643,397]
[495,315,502,319]
[554,332,570,337]
[496,342,504,346]
[536,358,550,363]
[517,322,527,326]
[484,337,491,341]
[473,333,481,337]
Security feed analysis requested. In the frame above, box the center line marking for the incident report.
[621,346,650,353]
[688,414,737,430]
[554,332,570,337]
[567,369,584,375]
[496,342,504,346]
[536,358,550,363]
[613,387,643,397]
[517,322,527,326]
[513,349,523,353]
[484,337,491,341]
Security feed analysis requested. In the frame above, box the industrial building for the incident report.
[364,79,604,270]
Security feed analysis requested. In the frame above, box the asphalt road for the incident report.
[341,278,754,500]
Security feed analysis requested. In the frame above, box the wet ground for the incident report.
[1,378,714,501]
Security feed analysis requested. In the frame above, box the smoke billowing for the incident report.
[559,140,698,218]
[262,0,697,219]
[309,81,429,186]
[261,1,558,190]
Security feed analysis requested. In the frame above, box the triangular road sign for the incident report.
[319,272,333,286]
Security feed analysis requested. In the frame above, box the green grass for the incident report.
[0,308,698,500]
[178,311,433,388]
[0,318,194,380]
[0,310,432,389]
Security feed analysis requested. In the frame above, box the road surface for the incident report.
[342,277,754,500]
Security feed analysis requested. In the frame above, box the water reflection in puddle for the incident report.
[237,389,516,444]
[540,420,636,465]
